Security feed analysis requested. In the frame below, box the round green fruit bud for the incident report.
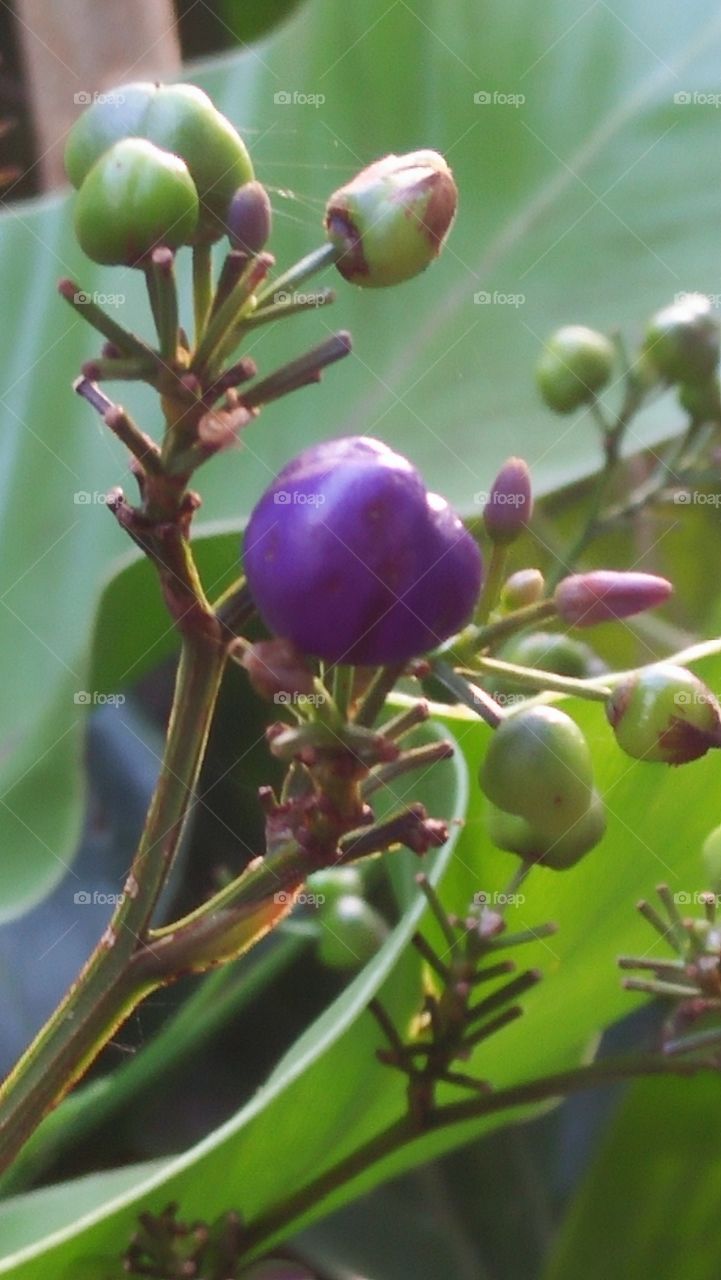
[486,790,606,869]
[499,568,545,611]
[606,662,721,764]
[317,895,389,971]
[536,325,615,414]
[678,374,721,423]
[325,150,457,288]
[65,81,253,242]
[480,705,594,837]
[73,138,198,266]
[497,631,605,683]
[307,866,364,903]
[644,294,720,385]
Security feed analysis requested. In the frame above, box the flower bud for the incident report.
[486,790,606,870]
[480,705,594,837]
[325,150,457,288]
[483,457,533,545]
[644,294,720,385]
[227,180,272,254]
[317,895,389,971]
[606,662,721,764]
[536,325,615,414]
[240,637,315,702]
[500,568,545,611]
[554,570,672,627]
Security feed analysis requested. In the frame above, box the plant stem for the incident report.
[475,544,508,625]
[253,243,338,309]
[238,1048,716,1260]
[0,931,307,1196]
[192,242,213,346]
[471,656,611,702]
[0,631,227,1174]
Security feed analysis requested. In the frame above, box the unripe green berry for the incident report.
[536,325,615,414]
[644,294,720,385]
[678,374,721,422]
[496,631,605,684]
[325,150,457,288]
[499,569,545,611]
[480,705,594,837]
[606,662,721,764]
[65,81,253,243]
[317,895,389,971]
[73,138,198,266]
[307,866,364,902]
[486,789,606,869]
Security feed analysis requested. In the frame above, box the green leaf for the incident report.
[2,0,721,912]
[544,1074,721,1280]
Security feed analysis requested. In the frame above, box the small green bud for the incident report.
[486,790,606,869]
[325,150,457,288]
[644,294,720,385]
[536,325,615,414]
[317,895,389,971]
[491,631,605,697]
[499,569,545,611]
[480,705,594,837]
[307,866,364,902]
[483,457,533,545]
[73,138,198,266]
[678,374,721,423]
[606,662,721,764]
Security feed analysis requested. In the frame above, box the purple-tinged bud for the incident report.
[227,180,272,255]
[554,571,672,627]
[241,637,315,702]
[325,150,457,288]
[500,568,545,610]
[483,457,533,545]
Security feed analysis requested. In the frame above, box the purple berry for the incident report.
[243,436,483,665]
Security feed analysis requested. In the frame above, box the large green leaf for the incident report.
[544,1075,721,1280]
[3,641,721,1272]
[3,0,721,913]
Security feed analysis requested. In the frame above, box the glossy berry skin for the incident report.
[65,81,253,241]
[536,325,615,414]
[606,663,721,764]
[486,790,606,869]
[243,436,482,666]
[644,294,719,385]
[73,139,198,266]
[325,151,457,288]
[317,895,389,971]
[480,705,594,837]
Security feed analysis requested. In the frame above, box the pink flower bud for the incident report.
[483,457,533,544]
[554,571,672,627]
